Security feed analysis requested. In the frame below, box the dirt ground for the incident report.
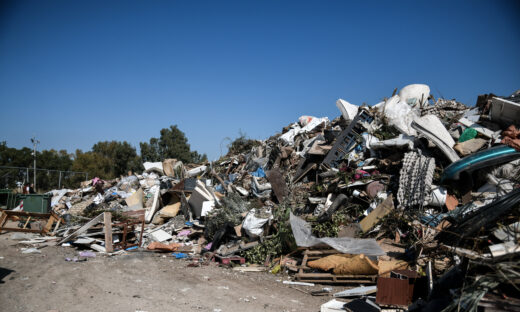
[0,233,343,312]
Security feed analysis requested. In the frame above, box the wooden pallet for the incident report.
[0,210,64,234]
[215,255,246,265]
[296,249,377,284]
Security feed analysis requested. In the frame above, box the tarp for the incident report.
[289,212,385,256]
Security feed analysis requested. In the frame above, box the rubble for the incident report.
[2,84,520,311]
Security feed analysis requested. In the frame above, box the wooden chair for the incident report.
[112,209,145,250]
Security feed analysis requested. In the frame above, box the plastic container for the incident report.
[17,194,51,213]
[0,189,18,210]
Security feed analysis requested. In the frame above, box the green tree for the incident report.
[140,125,207,163]
[226,130,260,155]
[71,150,113,180]
[0,142,78,190]
[92,141,142,176]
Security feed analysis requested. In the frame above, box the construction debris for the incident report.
[2,84,520,311]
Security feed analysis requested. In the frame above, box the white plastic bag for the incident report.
[242,209,271,237]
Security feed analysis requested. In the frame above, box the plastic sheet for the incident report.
[379,95,419,136]
[49,189,71,207]
[143,162,164,174]
[280,117,329,145]
[289,213,385,256]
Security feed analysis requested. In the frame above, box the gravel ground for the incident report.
[0,233,343,312]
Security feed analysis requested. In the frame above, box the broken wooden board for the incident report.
[293,162,317,184]
[266,169,288,203]
[104,212,113,253]
[359,195,394,233]
[145,190,161,223]
[58,213,105,244]
[308,141,332,156]
[0,210,64,235]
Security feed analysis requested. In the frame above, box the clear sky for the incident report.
[1,0,519,161]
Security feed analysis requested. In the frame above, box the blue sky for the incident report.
[1,0,519,161]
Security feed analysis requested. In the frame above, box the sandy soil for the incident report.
[0,233,340,312]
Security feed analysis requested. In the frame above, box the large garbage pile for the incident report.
[7,84,520,311]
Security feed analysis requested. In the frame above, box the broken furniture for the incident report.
[113,209,145,250]
[0,210,64,234]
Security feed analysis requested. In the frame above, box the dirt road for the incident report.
[0,234,336,312]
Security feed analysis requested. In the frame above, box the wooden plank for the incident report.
[103,212,113,253]
[44,215,56,233]
[0,211,7,222]
[359,195,394,233]
[2,211,51,218]
[266,169,288,203]
[293,163,317,184]
[59,213,104,244]
[51,219,61,236]
[0,227,43,233]
[22,217,32,229]
[0,211,8,232]
[145,190,160,223]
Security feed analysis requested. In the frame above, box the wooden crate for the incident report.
[295,249,377,284]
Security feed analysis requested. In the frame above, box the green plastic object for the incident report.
[0,189,18,210]
[458,127,478,142]
[17,194,51,213]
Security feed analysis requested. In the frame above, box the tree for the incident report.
[92,141,142,176]
[71,149,113,180]
[226,130,261,156]
[140,125,207,163]
[0,142,78,190]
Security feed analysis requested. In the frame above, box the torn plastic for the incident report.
[370,134,415,150]
[289,212,385,256]
[279,117,329,145]
[143,162,164,175]
[49,189,72,207]
[379,95,419,136]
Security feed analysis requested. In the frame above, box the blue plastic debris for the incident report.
[185,221,194,227]
[172,252,188,259]
[250,167,266,178]
[215,184,225,193]
[125,246,138,251]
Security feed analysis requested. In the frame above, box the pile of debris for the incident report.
[2,83,519,311]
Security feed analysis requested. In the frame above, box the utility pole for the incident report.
[30,137,39,190]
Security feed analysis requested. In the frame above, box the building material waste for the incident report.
[2,84,520,312]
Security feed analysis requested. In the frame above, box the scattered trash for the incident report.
[282,281,315,287]
[3,84,520,311]
[78,251,96,258]
[172,252,188,259]
[20,248,41,254]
